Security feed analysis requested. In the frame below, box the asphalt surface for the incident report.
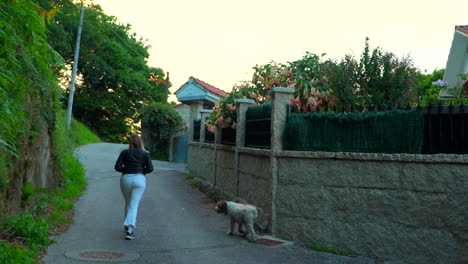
[44,142,377,264]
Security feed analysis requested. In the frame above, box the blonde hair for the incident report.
[128,133,146,151]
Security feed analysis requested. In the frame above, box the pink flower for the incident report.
[249,93,258,99]
[207,126,217,133]
[310,87,318,96]
[226,104,235,112]
[216,117,224,126]
[290,98,301,106]
[307,97,317,107]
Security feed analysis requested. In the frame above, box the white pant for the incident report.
[120,174,146,228]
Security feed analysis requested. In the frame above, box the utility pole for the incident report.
[165,72,169,104]
[66,4,85,129]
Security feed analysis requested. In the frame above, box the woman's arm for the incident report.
[114,151,125,172]
[143,152,154,174]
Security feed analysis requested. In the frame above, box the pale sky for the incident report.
[92,0,467,102]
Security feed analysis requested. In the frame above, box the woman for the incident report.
[114,134,154,240]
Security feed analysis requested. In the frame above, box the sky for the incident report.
[92,0,468,103]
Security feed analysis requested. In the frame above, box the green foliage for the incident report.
[414,69,445,104]
[2,212,55,251]
[21,182,35,202]
[54,109,100,198]
[140,103,183,160]
[0,242,36,264]
[191,178,201,188]
[0,0,63,158]
[185,173,194,180]
[307,241,349,256]
[44,1,167,142]
[327,38,421,109]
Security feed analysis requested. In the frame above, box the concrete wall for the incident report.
[238,148,272,216]
[187,143,216,183]
[173,103,191,126]
[188,143,271,212]
[275,151,468,264]
[214,145,237,195]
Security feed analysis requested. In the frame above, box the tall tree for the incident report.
[41,1,165,142]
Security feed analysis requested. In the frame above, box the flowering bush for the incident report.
[205,53,331,130]
[205,39,422,130]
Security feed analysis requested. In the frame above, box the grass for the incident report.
[0,109,100,263]
[306,241,350,256]
[185,173,194,180]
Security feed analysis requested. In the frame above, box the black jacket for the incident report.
[114,148,154,175]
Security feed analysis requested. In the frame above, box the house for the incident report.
[440,25,468,98]
[174,76,228,117]
[170,77,228,163]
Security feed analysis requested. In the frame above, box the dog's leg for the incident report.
[238,223,246,235]
[246,220,258,242]
[227,218,235,236]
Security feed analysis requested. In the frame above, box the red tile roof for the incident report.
[192,77,228,97]
[175,77,228,98]
[456,25,468,36]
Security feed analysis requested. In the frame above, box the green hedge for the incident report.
[284,110,424,154]
[246,102,271,120]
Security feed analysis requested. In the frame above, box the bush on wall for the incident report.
[140,103,182,161]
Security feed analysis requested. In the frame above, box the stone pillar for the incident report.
[200,109,212,143]
[215,127,222,144]
[269,87,294,235]
[234,99,255,196]
[235,99,254,147]
[189,101,204,143]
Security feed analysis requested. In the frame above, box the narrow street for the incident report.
[44,143,375,264]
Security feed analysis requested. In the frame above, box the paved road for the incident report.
[44,143,376,264]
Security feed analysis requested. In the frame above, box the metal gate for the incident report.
[172,134,189,163]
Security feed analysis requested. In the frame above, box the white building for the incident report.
[440,25,468,99]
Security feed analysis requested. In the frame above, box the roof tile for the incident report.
[192,77,228,97]
[456,25,468,36]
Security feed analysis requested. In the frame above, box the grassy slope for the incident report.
[0,110,100,263]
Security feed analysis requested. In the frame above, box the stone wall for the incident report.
[188,143,271,211]
[6,128,56,210]
[214,145,237,195]
[238,148,272,216]
[275,151,468,264]
[187,143,216,183]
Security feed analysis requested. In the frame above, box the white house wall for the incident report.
[444,31,468,90]
[176,82,207,99]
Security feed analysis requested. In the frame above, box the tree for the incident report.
[42,1,166,142]
[413,68,445,105]
[140,103,182,160]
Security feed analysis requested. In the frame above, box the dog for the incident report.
[215,201,259,242]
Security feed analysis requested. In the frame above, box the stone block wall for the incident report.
[187,143,216,183]
[213,146,237,195]
[275,151,468,264]
[238,148,272,216]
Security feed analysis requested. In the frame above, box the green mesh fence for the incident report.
[284,110,424,154]
[246,103,272,120]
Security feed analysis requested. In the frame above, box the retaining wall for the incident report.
[188,142,468,263]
